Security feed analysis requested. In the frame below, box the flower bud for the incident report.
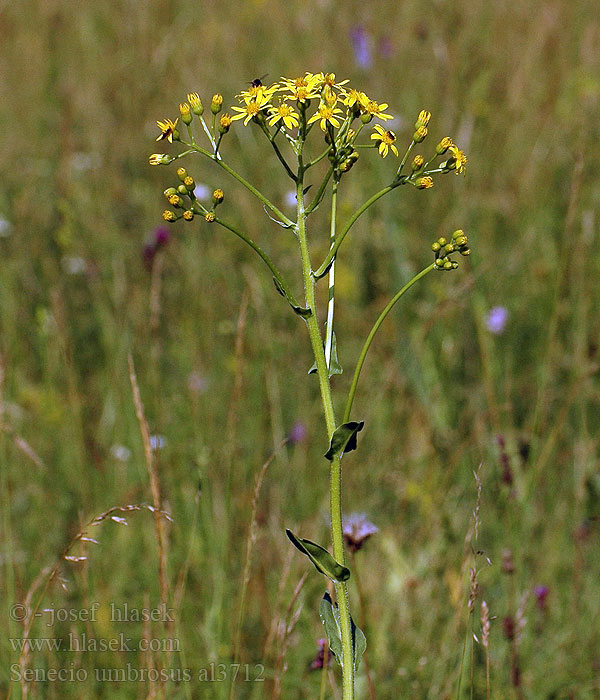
[219,113,232,134]
[168,194,182,207]
[183,210,194,221]
[431,241,441,252]
[212,189,224,205]
[414,110,431,129]
[204,212,215,223]
[187,92,204,116]
[162,210,177,222]
[438,237,447,246]
[177,167,188,182]
[149,153,173,166]
[411,155,424,171]
[211,94,223,114]
[437,137,452,155]
[360,112,373,124]
[413,126,428,143]
[416,176,433,189]
[184,176,195,191]
[177,184,188,195]
[163,187,178,198]
[179,102,192,125]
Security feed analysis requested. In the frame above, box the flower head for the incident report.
[448,144,468,174]
[268,103,300,130]
[342,513,378,552]
[307,103,344,131]
[230,93,271,126]
[359,93,393,121]
[187,92,203,115]
[155,118,178,143]
[149,153,173,166]
[370,124,398,158]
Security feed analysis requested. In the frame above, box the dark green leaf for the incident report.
[324,421,365,461]
[286,529,351,582]
[351,615,367,673]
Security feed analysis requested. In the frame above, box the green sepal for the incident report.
[324,421,364,461]
[319,592,367,673]
[286,530,351,582]
[308,332,343,377]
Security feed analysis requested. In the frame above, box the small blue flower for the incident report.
[486,306,509,334]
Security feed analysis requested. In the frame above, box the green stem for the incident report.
[343,264,435,422]
[304,165,334,215]
[212,216,301,309]
[295,152,355,700]
[190,143,294,227]
[260,122,297,182]
[314,182,402,279]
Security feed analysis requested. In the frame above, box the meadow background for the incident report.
[1,0,599,698]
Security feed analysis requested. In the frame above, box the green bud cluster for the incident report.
[432,230,471,270]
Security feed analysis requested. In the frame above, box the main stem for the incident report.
[295,156,355,700]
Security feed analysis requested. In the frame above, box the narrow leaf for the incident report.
[286,529,350,582]
[324,421,365,461]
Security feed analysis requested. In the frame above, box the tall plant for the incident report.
[149,71,469,699]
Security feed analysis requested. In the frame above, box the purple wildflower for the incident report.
[288,422,307,445]
[342,513,378,552]
[486,306,509,334]
[533,585,549,611]
[350,26,372,70]
[309,638,333,670]
[142,226,171,269]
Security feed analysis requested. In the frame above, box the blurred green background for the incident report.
[1,0,599,698]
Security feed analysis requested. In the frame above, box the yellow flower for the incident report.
[307,103,344,131]
[310,72,349,90]
[358,94,393,121]
[415,110,431,128]
[416,176,434,189]
[448,144,468,174]
[279,74,321,102]
[230,93,271,125]
[155,118,178,142]
[342,88,363,108]
[370,124,399,158]
[236,81,278,103]
[268,103,300,130]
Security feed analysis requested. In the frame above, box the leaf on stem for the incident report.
[319,592,367,673]
[272,277,312,318]
[324,421,364,461]
[308,332,343,377]
[262,205,295,229]
[286,529,351,582]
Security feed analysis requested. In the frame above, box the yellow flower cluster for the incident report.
[229,72,394,133]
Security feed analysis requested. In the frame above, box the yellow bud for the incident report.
[211,94,223,114]
[183,176,195,191]
[204,212,215,223]
[413,126,428,143]
[187,92,204,116]
[437,137,452,155]
[219,113,232,134]
[177,167,187,181]
[212,189,224,204]
[415,110,431,128]
[183,210,194,221]
[179,102,192,125]
[162,210,177,222]
[168,194,182,207]
[411,155,424,171]
[416,176,434,189]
